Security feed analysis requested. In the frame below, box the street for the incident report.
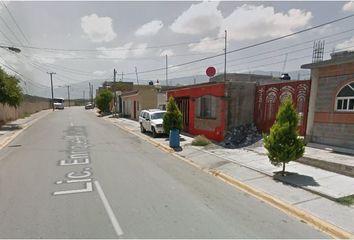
[0,107,328,238]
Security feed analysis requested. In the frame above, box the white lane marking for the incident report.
[53,182,93,195]
[94,180,124,237]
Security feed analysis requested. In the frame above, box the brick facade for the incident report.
[302,51,354,148]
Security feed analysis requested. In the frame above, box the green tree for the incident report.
[163,96,183,133]
[0,68,23,107]
[263,97,305,176]
[95,89,113,113]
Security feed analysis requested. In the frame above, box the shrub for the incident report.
[192,135,211,146]
[263,97,305,176]
[95,89,113,113]
[163,96,183,133]
[0,68,23,107]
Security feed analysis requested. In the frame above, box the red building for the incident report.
[168,82,227,141]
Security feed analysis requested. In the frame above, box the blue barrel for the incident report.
[169,129,180,148]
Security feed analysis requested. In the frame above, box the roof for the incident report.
[301,51,354,69]
[165,81,223,92]
[120,90,138,97]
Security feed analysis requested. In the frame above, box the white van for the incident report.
[53,98,65,110]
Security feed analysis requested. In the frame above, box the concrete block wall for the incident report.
[312,123,354,148]
[227,81,256,128]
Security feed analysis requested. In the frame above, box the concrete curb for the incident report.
[298,156,354,178]
[0,110,52,150]
[104,117,354,239]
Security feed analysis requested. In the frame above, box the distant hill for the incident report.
[26,70,310,99]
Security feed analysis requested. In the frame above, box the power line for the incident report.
[0,28,14,45]
[0,14,24,46]
[165,29,354,77]
[232,44,354,73]
[0,1,30,44]
[122,13,354,77]
[11,37,223,53]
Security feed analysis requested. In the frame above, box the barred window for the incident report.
[196,95,217,119]
[336,82,354,112]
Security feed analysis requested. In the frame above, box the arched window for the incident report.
[336,82,354,112]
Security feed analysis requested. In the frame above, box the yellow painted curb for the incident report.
[213,171,354,239]
[105,117,354,239]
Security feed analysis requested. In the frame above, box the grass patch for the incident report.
[192,135,211,146]
[336,195,354,206]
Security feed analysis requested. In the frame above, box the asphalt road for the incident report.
[0,107,328,238]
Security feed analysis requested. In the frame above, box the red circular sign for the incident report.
[206,67,216,77]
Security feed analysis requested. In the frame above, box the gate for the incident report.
[175,97,190,132]
[254,80,311,136]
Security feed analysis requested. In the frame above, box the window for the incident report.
[336,82,354,112]
[151,112,165,120]
[196,95,217,119]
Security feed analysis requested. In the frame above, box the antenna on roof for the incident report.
[312,40,325,63]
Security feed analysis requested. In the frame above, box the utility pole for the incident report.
[47,72,56,111]
[282,53,288,73]
[113,69,117,116]
[91,84,93,104]
[83,90,85,104]
[135,67,139,85]
[89,82,92,104]
[67,85,70,107]
[165,54,168,86]
[224,30,227,82]
[121,72,123,81]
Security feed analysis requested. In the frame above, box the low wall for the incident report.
[0,95,50,125]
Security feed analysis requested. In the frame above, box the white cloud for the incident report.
[343,1,354,12]
[81,14,117,43]
[93,70,107,76]
[220,5,312,41]
[159,49,175,56]
[135,20,163,36]
[188,37,224,53]
[169,1,223,35]
[170,2,312,50]
[29,52,77,64]
[132,43,148,57]
[31,54,56,64]
[97,42,133,60]
[336,36,354,51]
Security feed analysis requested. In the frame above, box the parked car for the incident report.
[139,109,166,137]
[85,102,93,110]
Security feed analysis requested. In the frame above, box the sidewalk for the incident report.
[0,109,52,149]
[103,115,354,236]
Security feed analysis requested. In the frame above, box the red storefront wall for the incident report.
[168,82,226,141]
[254,80,311,136]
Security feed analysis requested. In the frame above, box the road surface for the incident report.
[0,107,328,238]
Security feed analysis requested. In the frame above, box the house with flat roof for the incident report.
[301,51,354,148]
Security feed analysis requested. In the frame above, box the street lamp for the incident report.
[0,45,21,53]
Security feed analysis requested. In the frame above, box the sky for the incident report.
[0,1,354,98]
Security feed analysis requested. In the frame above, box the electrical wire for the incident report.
[0,1,30,45]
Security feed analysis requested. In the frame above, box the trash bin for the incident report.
[169,128,180,148]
